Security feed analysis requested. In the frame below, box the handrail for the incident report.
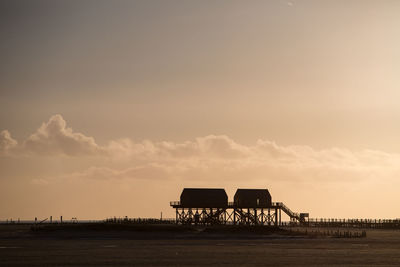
[170,200,304,223]
[171,200,300,220]
[170,201,180,206]
[274,202,299,219]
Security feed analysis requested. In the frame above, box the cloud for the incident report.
[107,135,248,159]
[3,114,400,184]
[103,135,400,183]
[70,165,171,181]
[0,130,17,154]
[39,138,400,184]
[23,114,103,156]
[5,115,400,219]
[107,135,400,174]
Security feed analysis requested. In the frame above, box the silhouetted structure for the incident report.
[171,188,309,226]
[234,189,271,207]
[232,188,276,226]
[180,188,228,208]
[171,188,228,225]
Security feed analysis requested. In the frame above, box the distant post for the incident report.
[60,216,63,224]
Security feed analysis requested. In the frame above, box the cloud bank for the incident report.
[2,114,400,183]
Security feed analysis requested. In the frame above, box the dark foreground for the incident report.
[0,224,400,266]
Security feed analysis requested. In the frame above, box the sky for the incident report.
[1,0,400,220]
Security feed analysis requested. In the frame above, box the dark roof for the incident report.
[180,188,228,208]
[234,189,272,208]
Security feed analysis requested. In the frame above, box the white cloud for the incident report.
[67,165,170,181]
[23,114,104,156]
[41,137,400,184]
[0,130,17,155]
[3,114,400,184]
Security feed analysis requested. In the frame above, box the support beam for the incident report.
[173,205,287,226]
[261,208,264,225]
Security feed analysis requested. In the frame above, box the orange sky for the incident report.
[1,0,400,220]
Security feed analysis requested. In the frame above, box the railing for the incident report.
[0,218,177,225]
[274,202,299,219]
[308,218,400,224]
[104,217,176,224]
[228,202,286,208]
[170,201,180,206]
[170,201,300,220]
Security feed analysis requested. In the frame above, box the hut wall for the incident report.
[234,189,272,208]
[180,188,228,208]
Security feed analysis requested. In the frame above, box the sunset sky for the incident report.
[1,0,400,220]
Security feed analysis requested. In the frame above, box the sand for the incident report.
[0,224,399,266]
